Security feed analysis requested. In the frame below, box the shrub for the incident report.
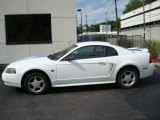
[145,40,160,59]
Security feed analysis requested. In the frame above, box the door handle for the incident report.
[98,62,106,65]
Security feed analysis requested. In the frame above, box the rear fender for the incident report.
[110,61,139,80]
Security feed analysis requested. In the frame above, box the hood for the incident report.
[7,56,56,68]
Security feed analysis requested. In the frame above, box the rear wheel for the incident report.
[117,68,138,89]
[24,72,49,95]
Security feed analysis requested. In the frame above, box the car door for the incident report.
[105,46,119,77]
[56,45,110,85]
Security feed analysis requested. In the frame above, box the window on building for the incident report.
[5,14,52,45]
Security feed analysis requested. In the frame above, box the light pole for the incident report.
[77,9,83,36]
[142,0,146,41]
[115,0,119,41]
[106,12,107,35]
[85,14,88,34]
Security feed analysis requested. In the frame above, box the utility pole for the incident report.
[85,14,88,34]
[76,15,78,34]
[115,0,119,41]
[80,11,83,36]
[142,0,146,41]
[106,12,107,35]
[93,21,96,33]
[77,9,83,36]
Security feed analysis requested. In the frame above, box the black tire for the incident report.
[117,67,138,89]
[24,72,49,95]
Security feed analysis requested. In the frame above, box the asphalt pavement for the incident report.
[0,68,160,120]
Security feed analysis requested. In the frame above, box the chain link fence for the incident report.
[78,35,145,48]
[78,34,160,59]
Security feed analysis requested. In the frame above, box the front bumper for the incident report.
[140,63,155,79]
[2,71,22,88]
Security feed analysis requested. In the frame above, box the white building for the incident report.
[81,25,115,36]
[121,0,160,40]
[100,25,111,33]
[0,0,77,64]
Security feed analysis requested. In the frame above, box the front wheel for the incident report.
[24,72,49,95]
[117,68,138,89]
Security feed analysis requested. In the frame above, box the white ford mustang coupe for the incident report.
[2,42,155,94]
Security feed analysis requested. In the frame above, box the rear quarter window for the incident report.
[105,47,118,57]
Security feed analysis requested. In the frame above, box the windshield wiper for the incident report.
[47,52,59,60]
[47,54,53,60]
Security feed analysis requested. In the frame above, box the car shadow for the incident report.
[14,83,119,95]
[14,70,160,94]
[49,70,160,94]
[124,70,160,120]
[49,83,119,94]
[136,71,160,88]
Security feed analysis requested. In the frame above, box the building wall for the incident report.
[121,24,160,40]
[0,0,77,63]
[120,0,160,40]
[121,0,160,28]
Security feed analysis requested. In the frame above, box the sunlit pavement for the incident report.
[0,68,160,120]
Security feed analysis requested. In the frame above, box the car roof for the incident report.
[75,41,134,55]
[76,41,111,47]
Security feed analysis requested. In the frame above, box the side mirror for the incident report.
[66,55,74,61]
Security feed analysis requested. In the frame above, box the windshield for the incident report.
[48,44,77,60]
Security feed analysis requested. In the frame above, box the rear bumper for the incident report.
[140,63,155,79]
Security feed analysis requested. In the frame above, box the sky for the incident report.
[76,0,130,26]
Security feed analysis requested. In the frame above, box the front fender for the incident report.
[19,65,56,84]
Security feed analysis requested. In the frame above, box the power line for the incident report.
[84,1,106,13]
[85,0,108,14]
[82,0,129,26]
[89,0,111,24]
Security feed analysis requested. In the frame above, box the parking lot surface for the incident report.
[0,68,160,120]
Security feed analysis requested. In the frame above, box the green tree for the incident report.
[145,0,157,4]
[123,0,157,14]
[89,24,100,32]
[123,0,142,14]
[108,19,120,31]
[83,24,90,32]
[87,19,120,33]
[100,19,120,31]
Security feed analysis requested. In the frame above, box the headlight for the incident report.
[5,68,16,74]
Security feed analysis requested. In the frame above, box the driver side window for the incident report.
[70,45,105,60]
